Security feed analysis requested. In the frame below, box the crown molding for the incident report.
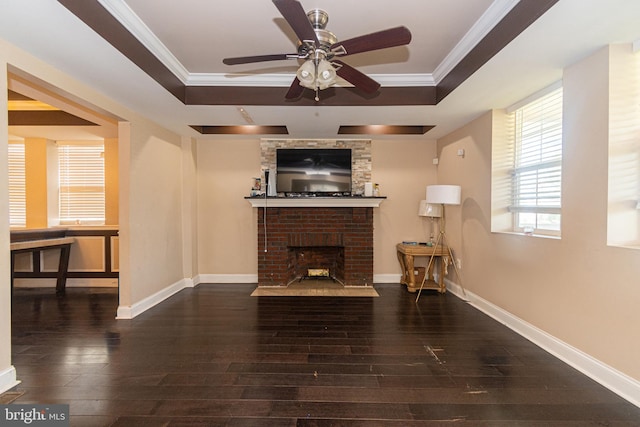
[432,0,520,83]
[97,0,191,83]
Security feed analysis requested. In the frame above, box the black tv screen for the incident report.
[276,148,352,195]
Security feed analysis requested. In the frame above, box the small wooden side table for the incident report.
[396,243,450,293]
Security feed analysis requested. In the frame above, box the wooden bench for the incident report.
[10,237,75,295]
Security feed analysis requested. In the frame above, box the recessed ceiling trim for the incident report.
[190,125,288,135]
[186,73,436,87]
[9,110,99,126]
[185,86,438,106]
[433,0,520,83]
[338,125,434,135]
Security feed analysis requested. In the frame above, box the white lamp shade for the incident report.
[418,200,442,217]
[296,60,316,88]
[426,185,461,205]
[316,59,337,89]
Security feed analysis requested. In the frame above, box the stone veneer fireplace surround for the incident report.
[260,139,371,195]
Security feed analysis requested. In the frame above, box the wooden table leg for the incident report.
[404,253,416,292]
[396,249,407,285]
[56,244,72,295]
[438,256,448,293]
[10,251,16,298]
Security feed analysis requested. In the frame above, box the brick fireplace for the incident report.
[256,206,374,287]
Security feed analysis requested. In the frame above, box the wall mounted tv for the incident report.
[276,148,352,195]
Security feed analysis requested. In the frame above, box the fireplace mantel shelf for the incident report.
[245,196,385,208]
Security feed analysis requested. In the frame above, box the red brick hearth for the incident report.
[257,207,374,286]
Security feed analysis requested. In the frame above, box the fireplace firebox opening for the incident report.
[287,246,345,286]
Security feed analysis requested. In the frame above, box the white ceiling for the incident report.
[2,0,640,141]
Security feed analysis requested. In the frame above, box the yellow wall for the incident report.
[24,138,49,228]
[436,45,640,382]
[104,137,119,225]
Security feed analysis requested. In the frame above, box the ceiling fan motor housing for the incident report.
[308,9,337,54]
[307,9,328,29]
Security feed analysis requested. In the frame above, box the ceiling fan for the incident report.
[222,0,412,101]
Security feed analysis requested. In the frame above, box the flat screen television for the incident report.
[276,148,352,195]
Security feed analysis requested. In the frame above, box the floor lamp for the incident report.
[416,184,467,302]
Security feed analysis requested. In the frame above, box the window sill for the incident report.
[493,230,561,240]
[607,243,640,251]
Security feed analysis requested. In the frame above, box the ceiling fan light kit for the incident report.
[223,0,411,101]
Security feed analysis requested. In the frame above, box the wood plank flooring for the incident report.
[9,284,640,426]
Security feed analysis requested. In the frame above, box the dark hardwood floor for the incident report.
[9,284,640,426]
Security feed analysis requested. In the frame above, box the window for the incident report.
[607,43,640,248]
[508,85,563,235]
[8,142,26,227]
[58,142,105,225]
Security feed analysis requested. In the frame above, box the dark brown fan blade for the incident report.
[223,54,296,65]
[333,60,380,93]
[273,0,319,47]
[331,26,411,57]
[285,77,305,99]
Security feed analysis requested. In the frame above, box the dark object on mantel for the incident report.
[245,195,387,199]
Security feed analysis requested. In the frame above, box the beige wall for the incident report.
[181,137,198,280]
[195,138,438,279]
[125,122,185,303]
[196,139,261,276]
[372,139,438,276]
[436,45,640,382]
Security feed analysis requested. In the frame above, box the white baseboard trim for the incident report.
[116,278,190,319]
[445,278,640,408]
[0,366,20,394]
[194,274,258,285]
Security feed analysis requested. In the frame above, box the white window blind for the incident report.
[58,143,105,225]
[509,87,563,234]
[8,142,26,227]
